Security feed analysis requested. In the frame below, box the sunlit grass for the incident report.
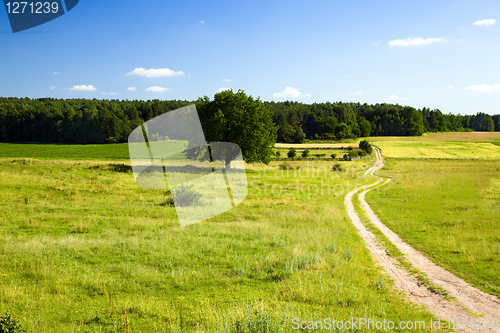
[0,156,438,332]
[367,158,500,297]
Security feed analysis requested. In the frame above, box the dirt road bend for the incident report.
[344,147,500,332]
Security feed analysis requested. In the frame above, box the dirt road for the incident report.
[345,147,500,332]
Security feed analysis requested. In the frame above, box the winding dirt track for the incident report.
[345,147,500,332]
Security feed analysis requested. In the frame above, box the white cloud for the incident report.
[349,91,362,96]
[145,86,172,92]
[370,41,380,47]
[51,72,61,75]
[447,85,454,90]
[199,20,205,24]
[222,79,232,82]
[386,95,403,101]
[67,85,96,91]
[217,87,232,92]
[273,87,310,98]
[388,37,447,47]
[472,19,496,27]
[102,92,119,95]
[126,67,184,77]
[463,83,500,93]
[128,87,137,91]
[50,86,57,90]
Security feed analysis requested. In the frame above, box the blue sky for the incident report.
[1,0,499,115]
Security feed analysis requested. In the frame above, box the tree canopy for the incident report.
[195,89,278,164]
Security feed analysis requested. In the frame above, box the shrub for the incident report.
[171,185,202,207]
[359,140,373,155]
[0,311,25,333]
[331,153,336,159]
[301,149,310,158]
[162,190,175,206]
[332,164,343,172]
[274,150,281,158]
[348,149,366,158]
[279,162,294,170]
[287,148,296,159]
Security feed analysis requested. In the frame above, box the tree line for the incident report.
[0,97,499,145]
[267,101,500,143]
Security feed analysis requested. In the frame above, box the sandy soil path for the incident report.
[345,147,500,332]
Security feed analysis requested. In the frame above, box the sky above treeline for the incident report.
[1,0,499,115]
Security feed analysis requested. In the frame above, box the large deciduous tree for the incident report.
[195,89,278,164]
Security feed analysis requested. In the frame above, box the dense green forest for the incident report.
[267,101,500,142]
[0,97,499,144]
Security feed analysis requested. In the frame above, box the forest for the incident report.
[0,97,499,144]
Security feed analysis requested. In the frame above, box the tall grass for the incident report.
[0,156,438,331]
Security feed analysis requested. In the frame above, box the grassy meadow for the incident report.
[0,151,440,332]
[366,157,500,297]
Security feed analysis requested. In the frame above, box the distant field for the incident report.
[0,141,189,161]
[369,132,500,143]
[367,158,500,297]
[0,142,131,160]
[372,141,500,159]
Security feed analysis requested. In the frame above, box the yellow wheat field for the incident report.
[373,141,500,159]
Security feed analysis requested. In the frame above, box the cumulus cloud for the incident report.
[388,37,447,47]
[463,83,500,93]
[102,92,119,95]
[126,67,184,77]
[50,86,57,90]
[68,85,96,91]
[51,72,61,75]
[349,91,362,96]
[472,19,496,27]
[145,86,171,92]
[217,87,232,92]
[199,20,205,24]
[386,95,403,101]
[370,41,380,47]
[273,87,310,98]
[128,87,137,91]
[447,85,454,90]
[222,79,232,82]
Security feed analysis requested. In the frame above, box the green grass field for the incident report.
[0,152,439,332]
[366,158,500,297]
[0,143,131,160]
